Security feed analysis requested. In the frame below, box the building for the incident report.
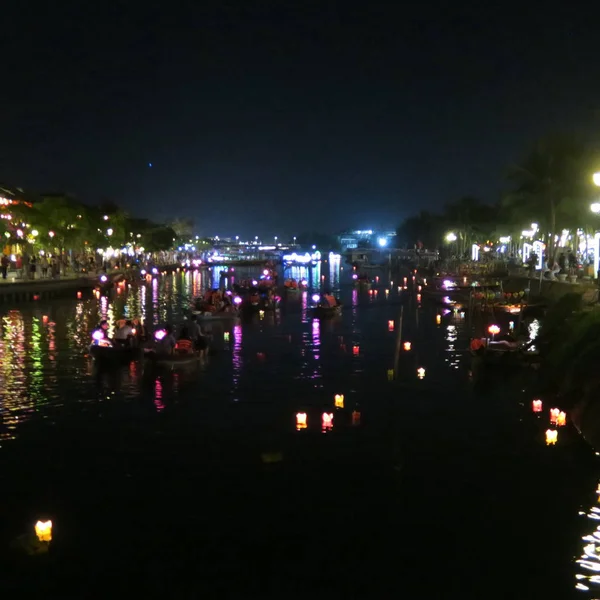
[338,229,397,251]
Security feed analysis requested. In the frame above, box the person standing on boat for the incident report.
[114,320,135,347]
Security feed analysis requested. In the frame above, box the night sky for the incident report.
[2,3,599,237]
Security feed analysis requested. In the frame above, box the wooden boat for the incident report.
[89,343,142,363]
[311,304,342,319]
[144,349,202,368]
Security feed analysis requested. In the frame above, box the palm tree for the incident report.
[503,134,596,263]
[442,197,496,256]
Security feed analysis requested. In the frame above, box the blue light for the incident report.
[148,162,153,168]
[378,237,388,247]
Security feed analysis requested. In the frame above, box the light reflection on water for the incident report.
[575,492,600,595]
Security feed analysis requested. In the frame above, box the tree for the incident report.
[396,210,442,249]
[503,134,597,262]
[442,197,497,256]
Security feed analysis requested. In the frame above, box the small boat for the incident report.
[191,310,240,321]
[311,304,342,319]
[144,349,202,368]
[89,342,141,364]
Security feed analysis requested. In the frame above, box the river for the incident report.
[0,259,598,598]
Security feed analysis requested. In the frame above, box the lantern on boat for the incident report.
[353,345,359,356]
[387,369,394,380]
[322,412,333,432]
[92,329,105,342]
[417,367,426,379]
[557,411,567,427]
[436,315,441,325]
[403,341,412,351]
[296,413,307,430]
[545,429,558,445]
[388,320,394,331]
[35,520,52,543]
[532,399,542,413]
[488,324,500,336]
[334,394,344,409]
[233,296,242,305]
[352,410,361,426]
[550,408,560,425]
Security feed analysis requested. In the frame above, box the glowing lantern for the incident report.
[557,411,567,427]
[375,276,379,283]
[259,310,265,319]
[423,278,427,285]
[388,320,394,331]
[550,408,559,425]
[233,296,242,305]
[488,324,500,336]
[92,329,104,341]
[322,412,333,432]
[385,289,389,297]
[436,315,441,325]
[77,291,82,299]
[296,412,307,430]
[509,320,515,331]
[417,367,426,379]
[352,410,361,426]
[33,294,40,301]
[545,429,558,445]
[532,399,542,413]
[387,369,394,380]
[403,341,411,351]
[369,289,373,295]
[224,332,230,342]
[418,285,422,292]
[154,329,167,341]
[403,277,407,284]
[416,294,421,302]
[100,275,108,283]
[42,315,48,324]
[334,394,344,409]
[35,520,52,543]
[353,345,359,356]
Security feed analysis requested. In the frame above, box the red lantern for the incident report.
[532,399,542,413]
[353,345,359,356]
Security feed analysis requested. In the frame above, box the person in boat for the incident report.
[155,325,177,356]
[175,326,195,354]
[133,319,148,342]
[114,320,135,347]
[93,320,110,340]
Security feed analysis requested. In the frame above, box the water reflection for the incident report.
[576,495,600,594]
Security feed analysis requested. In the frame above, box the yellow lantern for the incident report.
[385,289,389,297]
[557,411,567,427]
[387,369,394,380]
[550,408,559,425]
[35,520,52,543]
[436,315,441,325]
[334,394,344,409]
[403,341,412,351]
[296,412,307,430]
[259,310,265,319]
[545,429,558,445]
[417,367,425,379]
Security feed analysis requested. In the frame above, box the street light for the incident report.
[446,232,457,242]
[593,173,600,187]
[591,203,600,214]
[107,228,113,236]
[31,229,38,237]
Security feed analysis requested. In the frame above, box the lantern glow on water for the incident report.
[322,412,334,432]
[532,399,542,413]
[546,429,558,445]
[403,341,412,351]
[35,520,52,543]
[334,394,344,409]
[296,412,307,430]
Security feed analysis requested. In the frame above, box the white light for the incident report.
[471,244,479,261]
[378,237,387,247]
[107,228,113,236]
[446,232,457,242]
[594,173,600,187]
[592,203,600,214]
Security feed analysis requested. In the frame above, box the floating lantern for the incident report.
[154,329,167,341]
[418,285,422,292]
[35,520,52,543]
[42,315,48,324]
[387,369,394,380]
[417,367,426,379]
[423,278,427,285]
[403,341,412,351]
[76,291,82,299]
[259,310,265,319]
[545,429,558,445]
[224,332,230,342]
[388,320,394,331]
[368,289,373,295]
[509,320,515,331]
[436,315,441,325]
[398,286,402,292]
[390,280,394,286]
[352,273,358,280]
[416,294,421,302]
[233,296,242,305]
[334,394,344,409]
[353,345,359,356]
[557,411,567,427]
[550,408,560,425]
[375,276,379,283]
[296,412,307,430]
[322,412,334,432]
[532,399,542,413]
[403,277,407,284]
[352,410,361,425]
[33,294,40,301]
[488,324,500,336]
[100,275,108,283]
[385,289,389,297]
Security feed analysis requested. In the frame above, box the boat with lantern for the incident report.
[144,348,202,368]
[352,274,371,288]
[89,335,142,364]
[310,294,342,318]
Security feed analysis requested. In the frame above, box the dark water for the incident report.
[0,263,598,598]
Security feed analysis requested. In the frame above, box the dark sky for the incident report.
[2,2,600,237]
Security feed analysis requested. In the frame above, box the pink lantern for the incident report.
[92,330,104,341]
[322,412,333,432]
[388,320,394,331]
[532,399,542,413]
[549,408,560,425]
